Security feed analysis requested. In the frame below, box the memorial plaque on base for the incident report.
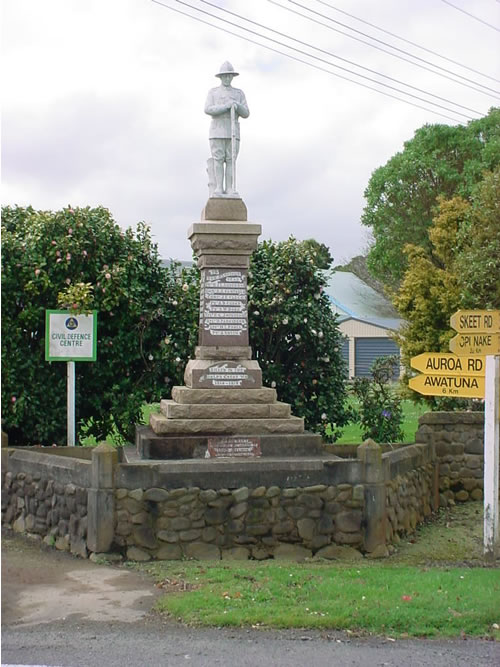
[206,436,261,458]
[191,361,262,388]
[199,269,248,346]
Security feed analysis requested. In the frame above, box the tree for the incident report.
[248,238,350,440]
[362,108,500,287]
[456,167,500,309]
[391,167,500,406]
[1,206,199,445]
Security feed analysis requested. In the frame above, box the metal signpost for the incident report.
[410,309,499,561]
[45,310,97,446]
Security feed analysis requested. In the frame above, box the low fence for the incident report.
[2,436,437,561]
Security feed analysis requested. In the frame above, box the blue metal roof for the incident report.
[324,271,403,331]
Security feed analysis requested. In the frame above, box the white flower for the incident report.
[172,300,178,306]
[182,283,189,292]
[314,292,320,299]
[148,354,154,361]
[318,331,324,338]
[303,317,308,323]
[282,318,289,325]
[321,413,327,420]
[295,333,301,340]
[271,381,276,388]
[253,310,260,315]
[175,356,181,362]
[322,356,330,363]
[164,337,170,345]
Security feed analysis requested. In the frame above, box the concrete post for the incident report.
[357,439,388,557]
[87,442,117,554]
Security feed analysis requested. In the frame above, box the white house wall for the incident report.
[338,319,399,379]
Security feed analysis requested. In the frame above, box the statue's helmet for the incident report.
[215,61,239,78]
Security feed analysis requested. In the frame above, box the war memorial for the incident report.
[1,63,495,563]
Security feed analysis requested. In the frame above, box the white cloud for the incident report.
[2,0,499,264]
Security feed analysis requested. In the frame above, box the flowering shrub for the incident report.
[248,238,350,441]
[1,206,199,445]
[351,355,404,443]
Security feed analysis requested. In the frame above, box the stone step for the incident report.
[161,399,291,420]
[149,413,304,435]
[171,386,277,405]
[136,425,325,459]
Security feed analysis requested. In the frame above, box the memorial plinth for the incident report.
[137,198,323,459]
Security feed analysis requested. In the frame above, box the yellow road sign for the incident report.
[450,310,500,333]
[410,353,485,376]
[409,374,485,398]
[449,333,500,356]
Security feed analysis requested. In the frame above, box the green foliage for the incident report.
[248,238,349,440]
[1,205,199,445]
[351,356,404,443]
[456,166,500,309]
[362,108,500,286]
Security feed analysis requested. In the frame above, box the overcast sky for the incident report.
[3,0,499,265]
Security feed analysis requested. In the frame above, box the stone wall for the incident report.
[114,482,366,562]
[2,437,439,561]
[415,412,488,507]
[2,450,90,557]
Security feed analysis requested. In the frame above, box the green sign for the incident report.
[45,310,97,362]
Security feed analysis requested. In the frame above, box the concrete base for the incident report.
[160,399,291,420]
[201,197,248,221]
[136,425,324,460]
[171,386,277,404]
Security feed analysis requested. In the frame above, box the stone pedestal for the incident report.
[141,197,320,459]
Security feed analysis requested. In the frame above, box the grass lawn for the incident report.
[335,398,428,444]
[131,503,500,639]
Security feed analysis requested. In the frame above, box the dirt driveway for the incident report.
[2,529,160,627]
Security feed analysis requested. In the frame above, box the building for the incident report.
[324,271,403,379]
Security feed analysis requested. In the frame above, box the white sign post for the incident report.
[45,310,97,447]
[484,355,499,562]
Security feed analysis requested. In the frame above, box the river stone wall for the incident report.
[1,451,90,557]
[114,483,365,562]
[385,463,435,544]
[415,412,488,506]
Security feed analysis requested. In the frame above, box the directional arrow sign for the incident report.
[450,310,500,333]
[409,374,485,398]
[411,353,485,376]
[449,333,500,357]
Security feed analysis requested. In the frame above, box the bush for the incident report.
[248,238,350,440]
[1,205,199,445]
[351,356,404,443]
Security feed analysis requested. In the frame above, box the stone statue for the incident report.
[205,61,249,198]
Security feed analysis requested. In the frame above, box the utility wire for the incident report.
[197,0,480,116]
[150,0,469,123]
[440,0,500,33]
[276,0,500,97]
[176,0,476,119]
[311,0,500,83]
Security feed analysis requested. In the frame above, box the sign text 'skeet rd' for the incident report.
[449,333,500,357]
[410,353,485,377]
[450,310,500,334]
[409,374,485,398]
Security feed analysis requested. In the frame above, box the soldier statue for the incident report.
[205,61,249,198]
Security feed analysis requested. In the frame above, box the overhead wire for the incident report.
[196,0,481,116]
[310,0,500,83]
[150,0,468,123]
[440,0,500,33]
[275,0,500,97]
[158,0,482,120]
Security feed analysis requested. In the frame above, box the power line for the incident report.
[178,0,477,119]
[197,0,480,116]
[277,0,500,97]
[440,0,500,33]
[150,0,468,123]
[310,0,500,83]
